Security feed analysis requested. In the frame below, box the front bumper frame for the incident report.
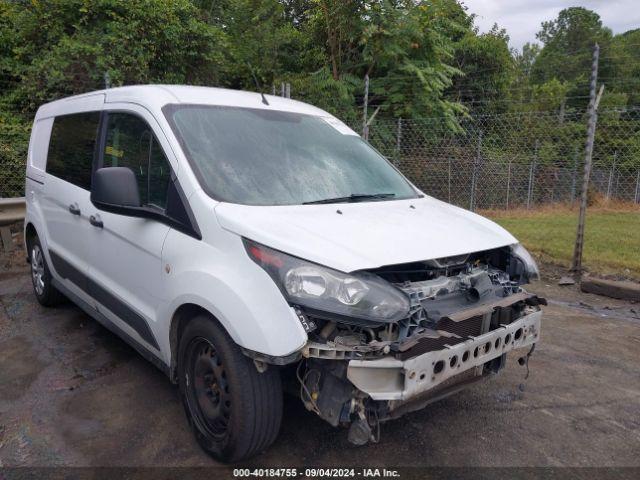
[347,308,542,402]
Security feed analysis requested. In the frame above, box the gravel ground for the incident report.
[1,243,639,470]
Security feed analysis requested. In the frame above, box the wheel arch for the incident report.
[24,222,38,257]
[169,303,220,383]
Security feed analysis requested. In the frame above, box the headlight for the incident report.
[244,239,410,324]
[510,243,539,283]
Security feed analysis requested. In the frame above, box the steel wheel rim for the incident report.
[187,338,231,439]
[31,245,45,296]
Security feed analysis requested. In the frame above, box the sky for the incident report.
[461,0,640,51]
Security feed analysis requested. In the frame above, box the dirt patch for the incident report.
[0,336,47,401]
[0,229,28,279]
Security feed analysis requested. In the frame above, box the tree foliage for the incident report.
[3,0,226,111]
[2,1,640,198]
[449,23,514,113]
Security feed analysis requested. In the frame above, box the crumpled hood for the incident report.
[215,196,517,272]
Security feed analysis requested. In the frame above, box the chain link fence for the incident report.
[366,108,640,211]
[0,104,32,198]
[2,106,640,208]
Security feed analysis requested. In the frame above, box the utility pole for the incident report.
[571,43,601,278]
[362,74,369,140]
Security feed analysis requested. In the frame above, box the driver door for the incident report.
[85,107,175,353]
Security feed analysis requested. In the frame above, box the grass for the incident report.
[485,204,640,279]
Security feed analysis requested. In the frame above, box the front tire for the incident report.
[178,315,283,462]
[28,236,65,307]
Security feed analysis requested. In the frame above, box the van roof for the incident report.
[35,84,330,119]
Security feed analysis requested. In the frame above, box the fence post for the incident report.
[571,43,600,277]
[527,140,538,209]
[558,98,566,125]
[362,74,369,140]
[606,151,617,200]
[505,160,512,209]
[448,157,452,204]
[281,82,285,97]
[285,83,291,99]
[395,117,402,165]
[615,158,620,199]
[470,129,482,211]
[571,149,578,202]
[635,169,640,204]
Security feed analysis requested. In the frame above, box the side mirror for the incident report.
[91,167,141,208]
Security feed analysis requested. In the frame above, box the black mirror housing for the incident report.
[90,166,201,240]
[92,167,141,208]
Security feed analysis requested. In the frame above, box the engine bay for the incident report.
[300,246,545,360]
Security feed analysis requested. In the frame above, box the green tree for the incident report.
[360,1,465,122]
[199,0,311,91]
[530,7,613,110]
[508,42,540,107]
[0,0,228,197]
[532,7,612,83]
[2,0,227,111]
[449,24,515,113]
[607,29,640,107]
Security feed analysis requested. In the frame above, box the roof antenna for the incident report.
[247,63,269,106]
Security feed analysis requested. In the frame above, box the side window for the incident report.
[47,112,100,189]
[103,112,172,210]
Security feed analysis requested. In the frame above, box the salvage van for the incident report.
[24,86,543,462]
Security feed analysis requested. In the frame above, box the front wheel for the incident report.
[178,315,283,462]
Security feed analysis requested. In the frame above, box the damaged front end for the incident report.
[245,239,544,445]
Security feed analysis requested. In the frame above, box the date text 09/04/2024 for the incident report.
[232,468,401,478]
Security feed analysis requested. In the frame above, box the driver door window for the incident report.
[103,112,172,210]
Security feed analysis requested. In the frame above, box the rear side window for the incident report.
[103,112,172,210]
[46,112,100,189]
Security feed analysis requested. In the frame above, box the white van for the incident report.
[24,86,543,462]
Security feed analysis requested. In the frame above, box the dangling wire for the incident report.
[366,407,381,443]
[524,343,536,380]
[296,360,321,415]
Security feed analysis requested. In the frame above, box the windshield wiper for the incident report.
[303,193,396,205]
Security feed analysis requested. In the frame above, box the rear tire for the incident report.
[28,235,65,307]
[178,315,283,462]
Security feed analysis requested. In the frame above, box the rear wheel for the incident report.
[28,235,65,307]
[178,315,283,462]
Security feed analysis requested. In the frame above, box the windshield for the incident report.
[163,105,419,206]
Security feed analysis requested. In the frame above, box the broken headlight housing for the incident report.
[244,239,410,323]
[510,243,540,283]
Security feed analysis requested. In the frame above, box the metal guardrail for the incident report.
[0,197,25,252]
[0,197,26,226]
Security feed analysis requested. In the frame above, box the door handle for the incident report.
[68,203,81,216]
[89,214,103,228]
